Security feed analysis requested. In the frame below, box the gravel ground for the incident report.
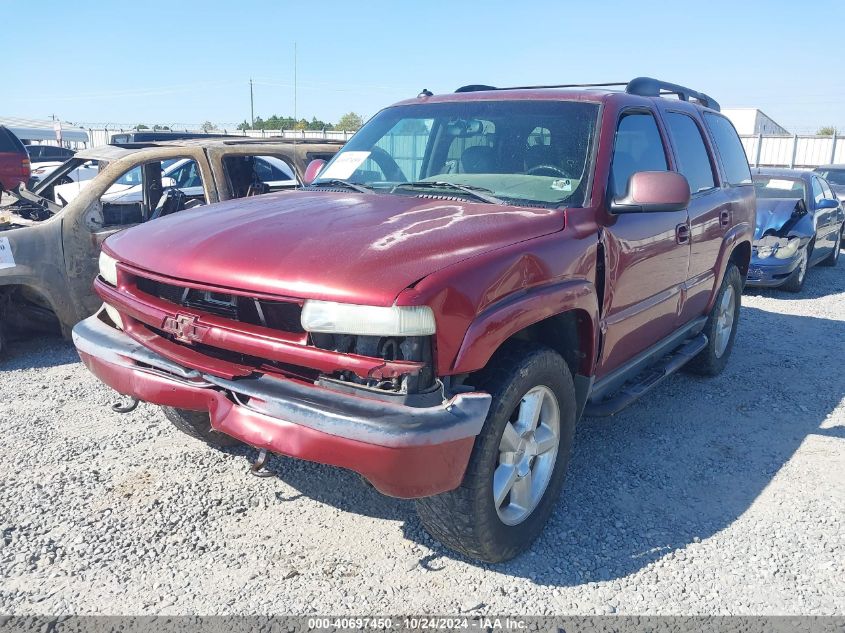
[0,264,843,616]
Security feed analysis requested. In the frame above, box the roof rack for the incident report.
[625,77,720,111]
[454,77,720,111]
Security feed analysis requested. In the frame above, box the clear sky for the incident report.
[3,0,843,133]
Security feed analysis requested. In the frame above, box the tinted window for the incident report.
[704,114,751,185]
[0,127,26,153]
[664,112,715,194]
[610,112,668,196]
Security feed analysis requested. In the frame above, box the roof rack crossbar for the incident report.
[625,76,720,111]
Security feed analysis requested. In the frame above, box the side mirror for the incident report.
[611,171,691,213]
[303,159,326,185]
[817,198,840,210]
[161,176,176,188]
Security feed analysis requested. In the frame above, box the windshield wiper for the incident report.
[392,181,505,205]
[310,179,373,194]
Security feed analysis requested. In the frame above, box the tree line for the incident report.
[132,112,364,133]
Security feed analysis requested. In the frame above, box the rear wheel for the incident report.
[820,230,841,266]
[161,407,242,448]
[781,247,808,293]
[686,263,742,376]
[415,343,576,563]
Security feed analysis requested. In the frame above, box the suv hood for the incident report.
[106,190,563,305]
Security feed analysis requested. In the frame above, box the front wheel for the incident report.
[686,263,742,376]
[781,247,809,293]
[415,343,576,562]
[820,230,841,267]
[161,407,242,448]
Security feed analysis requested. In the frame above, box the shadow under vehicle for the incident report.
[0,138,343,352]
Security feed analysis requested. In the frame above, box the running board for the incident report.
[583,334,708,417]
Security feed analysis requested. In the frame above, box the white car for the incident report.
[53,155,297,205]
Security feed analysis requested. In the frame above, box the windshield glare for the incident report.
[753,176,806,199]
[315,100,599,207]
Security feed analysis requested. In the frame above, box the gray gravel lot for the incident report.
[0,265,843,616]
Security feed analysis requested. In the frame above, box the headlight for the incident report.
[102,303,124,330]
[98,250,118,286]
[755,245,775,259]
[774,238,801,259]
[301,300,436,336]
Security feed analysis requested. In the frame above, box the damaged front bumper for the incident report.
[72,314,491,498]
[745,254,802,288]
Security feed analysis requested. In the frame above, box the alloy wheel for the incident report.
[714,285,736,359]
[494,385,560,526]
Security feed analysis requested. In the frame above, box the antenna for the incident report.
[294,42,298,144]
[249,78,255,128]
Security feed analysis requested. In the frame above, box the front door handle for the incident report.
[720,209,731,227]
[676,223,691,244]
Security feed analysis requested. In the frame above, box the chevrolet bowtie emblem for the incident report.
[162,314,208,344]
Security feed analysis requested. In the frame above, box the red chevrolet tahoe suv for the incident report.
[74,78,755,562]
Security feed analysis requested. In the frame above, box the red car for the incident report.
[74,77,755,562]
[0,126,30,192]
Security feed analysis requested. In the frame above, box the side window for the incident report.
[222,155,297,197]
[254,156,296,183]
[167,160,203,189]
[704,113,752,186]
[610,112,668,196]
[664,112,716,194]
[820,178,834,200]
[101,159,206,227]
[811,177,825,205]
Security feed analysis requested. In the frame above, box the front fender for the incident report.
[450,279,599,375]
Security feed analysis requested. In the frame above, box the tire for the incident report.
[415,343,576,563]
[161,407,242,448]
[686,263,742,377]
[781,247,808,293]
[820,230,841,267]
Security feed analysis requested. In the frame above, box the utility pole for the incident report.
[249,78,255,129]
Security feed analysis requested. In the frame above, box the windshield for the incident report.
[815,169,845,186]
[753,176,806,199]
[314,100,599,207]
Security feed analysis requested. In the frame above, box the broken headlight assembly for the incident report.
[97,251,123,329]
[754,236,801,260]
[300,300,436,336]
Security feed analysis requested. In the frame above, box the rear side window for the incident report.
[664,112,715,194]
[704,114,751,185]
[610,112,668,196]
[0,127,25,153]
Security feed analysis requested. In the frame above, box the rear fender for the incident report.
[708,222,752,312]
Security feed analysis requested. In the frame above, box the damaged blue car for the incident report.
[747,169,844,292]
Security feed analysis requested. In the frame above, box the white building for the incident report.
[721,108,790,136]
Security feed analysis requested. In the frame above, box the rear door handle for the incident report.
[676,223,691,244]
[720,209,731,227]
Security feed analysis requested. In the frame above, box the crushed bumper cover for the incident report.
[745,255,800,288]
[72,315,491,498]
